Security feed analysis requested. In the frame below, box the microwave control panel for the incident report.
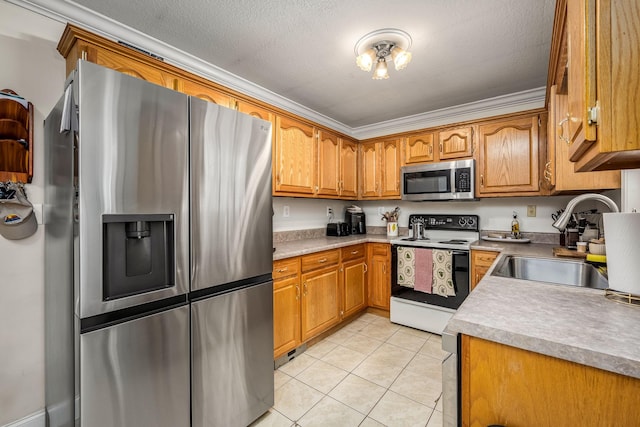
[455,168,472,193]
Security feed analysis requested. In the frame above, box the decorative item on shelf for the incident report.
[0,181,37,240]
[354,29,413,80]
[510,211,520,239]
[0,89,34,183]
[382,207,400,237]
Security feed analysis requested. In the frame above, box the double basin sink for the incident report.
[491,255,609,290]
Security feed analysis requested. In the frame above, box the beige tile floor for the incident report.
[252,313,446,427]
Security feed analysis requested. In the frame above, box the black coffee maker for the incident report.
[345,211,366,234]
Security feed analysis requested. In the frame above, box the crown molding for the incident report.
[10,0,545,140]
[351,87,546,140]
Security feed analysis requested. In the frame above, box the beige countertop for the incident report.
[449,239,640,380]
[273,235,640,379]
[273,234,396,260]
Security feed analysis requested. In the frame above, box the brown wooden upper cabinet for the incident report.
[405,132,436,164]
[360,139,401,199]
[545,85,620,193]
[439,126,473,160]
[317,129,341,198]
[339,138,359,198]
[273,116,316,196]
[552,0,640,171]
[181,80,231,107]
[476,113,544,197]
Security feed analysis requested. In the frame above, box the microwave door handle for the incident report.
[451,168,456,193]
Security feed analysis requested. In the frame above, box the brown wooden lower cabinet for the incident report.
[300,264,341,341]
[273,243,391,358]
[367,243,391,310]
[461,335,640,427]
[470,249,499,290]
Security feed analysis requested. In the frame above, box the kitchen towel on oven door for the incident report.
[397,247,434,293]
[433,250,455,297]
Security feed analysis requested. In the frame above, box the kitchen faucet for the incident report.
[552,193,620,232]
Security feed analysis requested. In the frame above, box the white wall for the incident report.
[0,2,65,425]
[273,191,621,235]
[622,170,640,212]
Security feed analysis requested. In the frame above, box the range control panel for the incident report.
[408,214,479,231]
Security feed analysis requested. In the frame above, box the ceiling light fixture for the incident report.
[354,29,413,80]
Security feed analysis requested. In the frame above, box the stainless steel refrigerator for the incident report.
[44,60,273,427]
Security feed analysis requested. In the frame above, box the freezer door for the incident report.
[80,305,189,427]
[76,61,190,317]
[190,97,273,291]
[192,281,274,427]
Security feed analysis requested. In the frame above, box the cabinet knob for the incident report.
[558,116,570,144]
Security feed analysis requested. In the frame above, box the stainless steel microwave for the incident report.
[401,159,475,201]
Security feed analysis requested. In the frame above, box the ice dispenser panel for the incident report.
[102,214,175,300]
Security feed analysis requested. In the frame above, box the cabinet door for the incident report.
[566,0,597,158]
[477,115,541,196]
[301,266,340,341]
[181,80,231,107]
[360,142,380,198]
[235,100,274,123]
[380,139,401,198]
[340,138,359,199]
[273,276,300,358]
[549,86,620,192]
[342,260,366,318]
[470,250,499,290]
[367,244,390,310]
[462,335,640,427]
[317,130,340,197]
[92,48,180,90]
[405,133,435,164]
[438,127,473,160]
[274,116,316,195]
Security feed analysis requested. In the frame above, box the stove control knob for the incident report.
[458,217,467,226]
[467,217,476,226]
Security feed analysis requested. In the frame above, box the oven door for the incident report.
[391,245,470,309]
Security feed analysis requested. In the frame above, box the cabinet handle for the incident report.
[315,186,319,192]
[544,161,552,182]
[303,283,308,296]
[428,145,433,155]
[558,116,570,144]
[276,174,280,185]
[439,142,443,153]
[318,258,328,263]
[296,285,300,301]
[81,49,88,60]
[383,264,386,274]
[363,263,368,273]
[351,250,359,255]
[276,266,288,273]
[480,174,484,187]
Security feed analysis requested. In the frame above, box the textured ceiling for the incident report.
[70,0,556,128]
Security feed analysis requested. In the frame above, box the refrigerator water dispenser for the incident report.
[103,214,175,300]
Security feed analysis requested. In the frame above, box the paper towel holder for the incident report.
[552,194,620,232]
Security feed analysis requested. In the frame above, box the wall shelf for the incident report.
[0,90,33,183]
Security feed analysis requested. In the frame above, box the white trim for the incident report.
[1,410,45,427]
[8,0,545,140]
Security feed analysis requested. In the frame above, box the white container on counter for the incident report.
[603,212,640,294]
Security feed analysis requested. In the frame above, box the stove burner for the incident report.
[401,237,430,242]
[438,239,469,245]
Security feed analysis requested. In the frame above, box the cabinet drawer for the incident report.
[301,249,340,272]
[341,244,366,262]
[273,257,300,279]
[472,250,499,267]
[369,243,390,257]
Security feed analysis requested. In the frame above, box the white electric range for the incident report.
[389,214,480,334]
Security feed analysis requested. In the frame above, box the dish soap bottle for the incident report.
[511,211,520,239]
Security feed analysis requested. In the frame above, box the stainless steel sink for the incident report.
[491,255,608,289]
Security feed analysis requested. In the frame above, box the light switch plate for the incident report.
[283,206,290,217]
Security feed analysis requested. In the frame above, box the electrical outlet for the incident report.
[283,206,290,217]
[527,205,536,217]
[327,207,333,217]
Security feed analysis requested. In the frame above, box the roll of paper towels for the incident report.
[603,212,640,294]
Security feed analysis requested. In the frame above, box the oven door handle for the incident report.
[451,251,469,256]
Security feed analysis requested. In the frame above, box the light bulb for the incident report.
[356,48,375,72]
[391,48,412,71]
[372,60,389,80]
